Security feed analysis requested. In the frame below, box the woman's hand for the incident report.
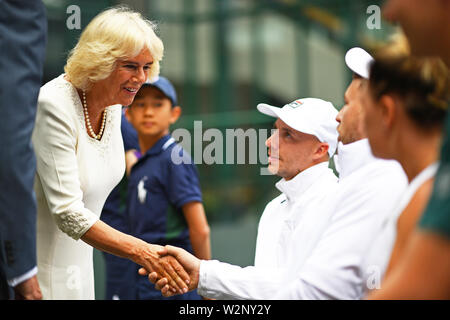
[80,221,190,294]
[133,243,191,295]
[139,245,201,297]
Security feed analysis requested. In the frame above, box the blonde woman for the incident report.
[32,6,188,299]
[361,38,449,292]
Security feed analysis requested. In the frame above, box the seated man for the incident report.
[143,66,408,298]
[145,97,342,298]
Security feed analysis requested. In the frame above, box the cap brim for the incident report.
[345,47,374,79]
[257,103,281,118]
[257,103,317,137]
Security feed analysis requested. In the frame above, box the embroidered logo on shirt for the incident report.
[137,176,148,204]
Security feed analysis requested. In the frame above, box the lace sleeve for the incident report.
[53,211,98,240]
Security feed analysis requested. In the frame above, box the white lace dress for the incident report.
[32,74,125,299]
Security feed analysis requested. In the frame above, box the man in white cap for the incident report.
[143,47,408,300]
[254,98,339,271]
[251,48,407,299]
[139,97,341,298]
[275,47,406,299]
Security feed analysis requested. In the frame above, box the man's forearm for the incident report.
[198,260,283,300]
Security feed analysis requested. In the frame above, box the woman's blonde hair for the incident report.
[64,6,164,91]
[369,33,449,130]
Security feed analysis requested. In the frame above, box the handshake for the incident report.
[137,244,201,297]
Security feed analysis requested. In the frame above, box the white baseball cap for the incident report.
[257,98,339,156]
[345,47,374,79]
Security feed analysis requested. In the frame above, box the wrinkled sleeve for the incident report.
[198,260,283,300]
[274,168,406,300]
[32,97,98,240]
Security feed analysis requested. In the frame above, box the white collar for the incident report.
[391,162,439,221]
[275,162,330,202]
[409,162,439,190]
[334,138,376,180]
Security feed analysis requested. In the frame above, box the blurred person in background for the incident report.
[100,109,138,300]
[124,76,211,300]
[361,36,449,283]
[367,0,450,299]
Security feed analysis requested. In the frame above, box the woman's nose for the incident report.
[135,67,147,84]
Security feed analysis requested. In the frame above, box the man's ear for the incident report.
[314,142,330,160]
[170,106,182,124]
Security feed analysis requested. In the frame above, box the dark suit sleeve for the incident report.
[0,0,47,287]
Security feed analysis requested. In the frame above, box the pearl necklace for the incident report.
[82,90,106,140]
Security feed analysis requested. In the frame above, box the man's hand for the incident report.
[139,245,201,297]
[14,275,42,300]
[135,243,190,295]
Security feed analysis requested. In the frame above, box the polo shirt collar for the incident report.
[142,134,175,157]
[275,162,330,202]
[334,138,375,180]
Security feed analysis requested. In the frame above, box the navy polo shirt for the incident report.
[102,110,139,232]
[100,109,139,300]
[126,134,202,250]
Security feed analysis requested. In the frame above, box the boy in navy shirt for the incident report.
[100,110,139,300]
[125,76,210,300]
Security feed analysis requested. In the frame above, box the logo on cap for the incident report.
[288,100,303,109]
